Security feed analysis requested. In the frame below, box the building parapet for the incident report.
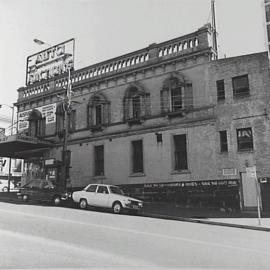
[17,24,215,102]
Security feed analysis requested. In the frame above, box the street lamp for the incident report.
[61,56,73,189]
[0,104,15,192]
[34,39,74,189]
[33,38,52,47]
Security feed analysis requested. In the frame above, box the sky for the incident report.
[0,0,266,124]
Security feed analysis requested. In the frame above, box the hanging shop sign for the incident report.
[26,38,74,85]
[143,180,239,189]
[18,103,57,131]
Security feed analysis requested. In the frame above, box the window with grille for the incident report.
[216,80,225,101]
[132,140,144,173]
[123,86,151,121]
[132,96,141,118]
[173,134,188,170]
[219,131,228,152]
[94,145,104,176]
[160,77,193,115]
[88,95,110,128]
[237,128,253,151]
[171,86,183,111]
[232,75,249,97]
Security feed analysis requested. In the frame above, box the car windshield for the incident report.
[109,186,125,195]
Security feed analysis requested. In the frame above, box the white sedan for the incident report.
[72,184,143,214]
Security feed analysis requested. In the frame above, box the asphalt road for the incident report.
[1,202,270,269]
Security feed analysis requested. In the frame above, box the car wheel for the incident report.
[112,202,122,214]
[2,187,8,192]
[79,199,88,209]
[22,195,29,202]
[53,196,61,206]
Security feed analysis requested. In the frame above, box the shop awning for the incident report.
[0,134,54,159]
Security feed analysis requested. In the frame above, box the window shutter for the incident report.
[128,98,133,119]
[143,93,151,117]
[184,83,193,110]
[103,102,111,125]
[123,98,129,121]
[87,105,94,127]
[161,88,170,113]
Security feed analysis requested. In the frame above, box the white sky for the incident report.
[0,0,266,122]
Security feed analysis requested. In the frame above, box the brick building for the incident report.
[1,23,270,210]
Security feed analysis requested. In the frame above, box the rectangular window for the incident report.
[216,80,225,101]
[232,75,249,97]
[237,128,253,151]
[132,140,144,173]
[219,131,228,152]
[174,134,188,170]
[171,87,182,111]
[94,145,104,176]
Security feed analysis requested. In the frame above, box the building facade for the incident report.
[1,23,270,210]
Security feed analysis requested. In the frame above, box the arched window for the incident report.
[28,109,45,137]
[161,75,193,115]
[123,84,150,123]
[56,103,76,136]
[87,94,110,131]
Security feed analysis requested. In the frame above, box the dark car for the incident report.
[17,179,71,206]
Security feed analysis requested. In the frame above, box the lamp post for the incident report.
[0,104,15,192]
[34,39,74,189]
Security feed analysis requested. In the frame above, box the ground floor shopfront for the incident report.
[120,179,241,211]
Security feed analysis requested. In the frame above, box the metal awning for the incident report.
[0,134,54,159]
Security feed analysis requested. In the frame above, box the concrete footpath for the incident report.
[1,192,270,232]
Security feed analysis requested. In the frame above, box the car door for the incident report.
[84,184,98,206]
[30,180,43,200]
[94,185,110,208]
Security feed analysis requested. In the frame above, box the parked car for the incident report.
[72,184,143,214]
[17,179,71,206]
[0,179,15,192]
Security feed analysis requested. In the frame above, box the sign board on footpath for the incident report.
[246,166,261,226]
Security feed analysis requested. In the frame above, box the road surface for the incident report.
[0,201,270,269]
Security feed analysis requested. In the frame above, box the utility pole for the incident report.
[211,0,218,59]
[62,65,72,189]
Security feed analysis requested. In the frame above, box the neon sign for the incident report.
[26,38,74,85]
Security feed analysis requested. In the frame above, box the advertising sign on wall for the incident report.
[26,38,74,85]
[18,103,57,131]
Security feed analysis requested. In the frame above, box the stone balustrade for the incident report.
[18,24,213,101]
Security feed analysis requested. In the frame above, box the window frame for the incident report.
[171,86,183,112]
[219,130,228,153]
[173,134,188,171]
[232,74,250,98]
[97,185,109,194]
[216,80,225,101]
[131,140,144,174]
[236,127,254,151]
[94,145,104,176]
[86,184,98,192]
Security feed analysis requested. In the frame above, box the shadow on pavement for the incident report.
[0,192,268,219]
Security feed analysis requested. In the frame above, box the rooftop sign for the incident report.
[26,38,74,85]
